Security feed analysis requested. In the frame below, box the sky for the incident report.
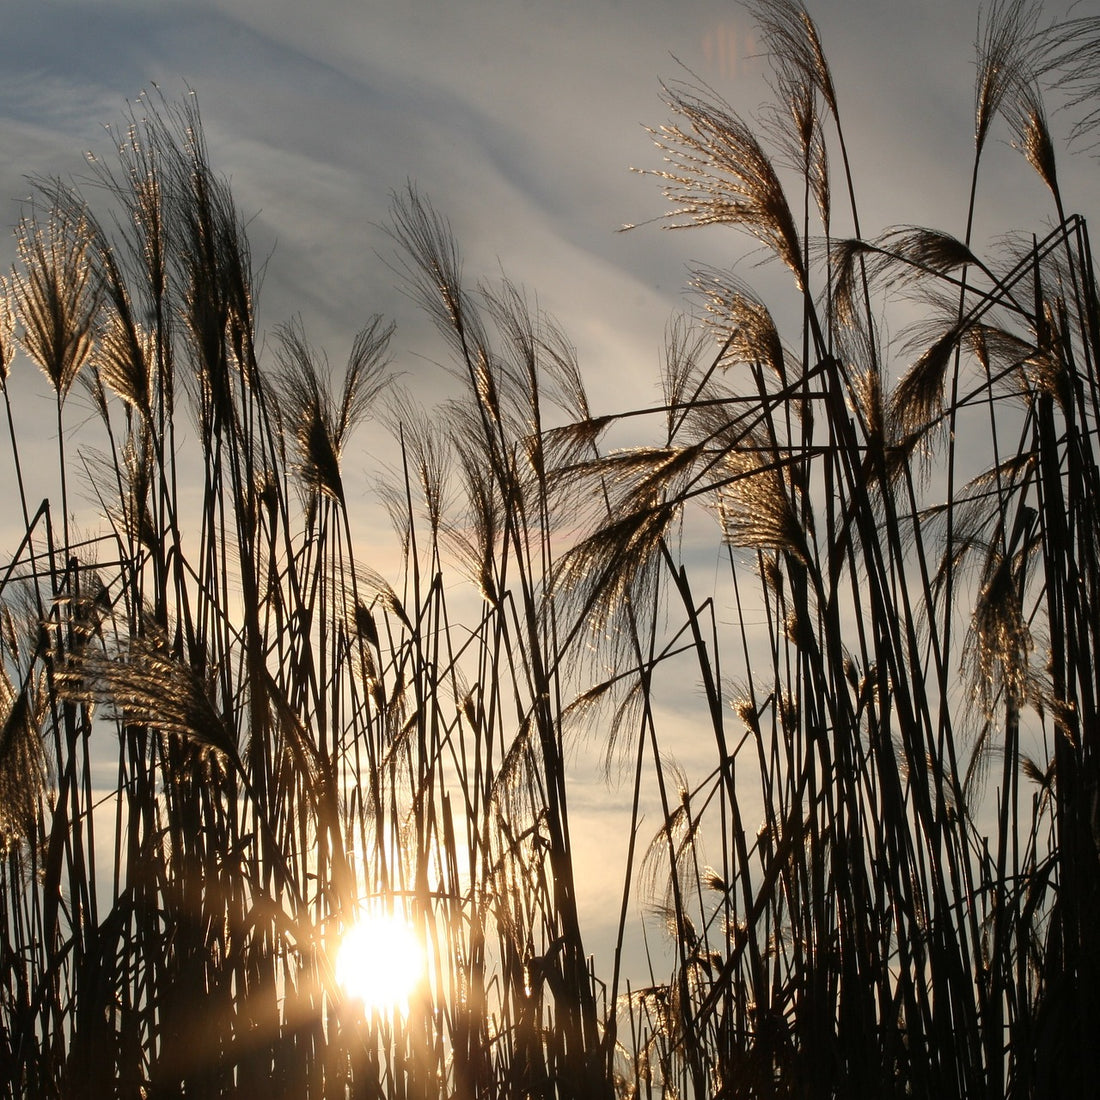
[1,0,1098,972]
[6,0,1095,418]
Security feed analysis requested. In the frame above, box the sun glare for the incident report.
[335,909,425,1015]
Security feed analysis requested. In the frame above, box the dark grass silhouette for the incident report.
[2,2,1099,1096]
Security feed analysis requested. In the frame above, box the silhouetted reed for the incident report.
[2,3,1099,1096]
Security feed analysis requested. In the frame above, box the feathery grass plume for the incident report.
[875,226,983,283]
[641,80,807,288]
[1003,76,1061,202]
[829,237,877,330]
[344,318,396,435]
[762,82,831,235]
[0,282,13,385]
[522,297,592,427]
[749,0,833,232]
[62,628,239,764]
[888,321,967,438]
[388,186,492,377]
[97,310,156,421]
[386,390,451,537]
[0,665,47,850]
[535,414,615,496]
[477,281,562,499]
[1035,13,1100,148]
[689,267,788,382]
[965,548,1034,715]
[808,106,830,233]
[554,439,710,640]
[1025,342,1075,420]
[488,711,543,825]
[10,205,101,403]
[660,314,711,425]
[84,94,171,297]
[639,765,707,912]
[276,317,391,504]
[107,429,159,551]
[830,228,984,333]
[1019,751,1055,798]
[965,321,1043,401]
[599,674,650,779]
[157,95,261,442]
[922,452,1037,592]
[715,438,809,562]
[974,0,1043,160]
[556,493,675,640]
[65,569,112,653]
[44,178,163,419]
[481,278,568,429]
[445,404,507,602]
[832,309,913,485]
[745,0,838,120]
[847,365,890,477]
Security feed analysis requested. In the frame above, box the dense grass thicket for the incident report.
[3,1,1100,1095]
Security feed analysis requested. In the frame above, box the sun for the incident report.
[334,908,425,1015]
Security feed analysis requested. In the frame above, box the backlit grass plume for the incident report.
[2,3,1099,1097]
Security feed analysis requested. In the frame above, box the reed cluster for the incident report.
[1,2,1099,1096]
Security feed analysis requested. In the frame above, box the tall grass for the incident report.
[1,3,1099,1096]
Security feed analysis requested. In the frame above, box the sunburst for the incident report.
[334,908,425,1015]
